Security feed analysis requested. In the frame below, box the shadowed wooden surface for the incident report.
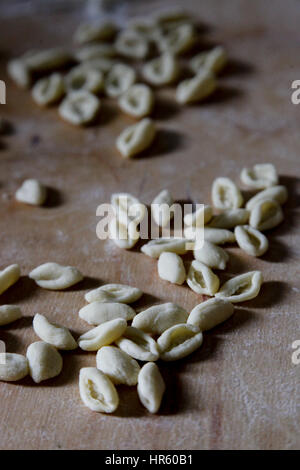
[0,0,299,450]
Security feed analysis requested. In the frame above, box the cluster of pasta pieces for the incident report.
[0,163,288,414]
[7,9,229,158]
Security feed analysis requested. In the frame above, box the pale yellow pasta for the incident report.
[0,264,20,296]
[115,326,159,361]
[116,118,156,158]
[33,313,77,350]
[65,66,104,94]
[15,179,47,206]
[79,302,136,325]
[137,362,165,413]
[209,209,250,229]
[96,346,140,386]
[157,23,196,55]
[7,58,31,88]
[157,323,203,361]
[215,271,263,303]
[212,177,244,210]
[59,91,100,126]
[32,73,65,106]
[104,63,136,97]
[78,318,127,351]
[142,54,179,86]
[115,30,149,59]
[111,192,146,226]
[240,163,278,190]
[245,185,288,211]
[79,367,119,413]
[85,284,142,304]
[234,225,269,256]
[109,217,139,250]
[176,69,217,104]
[132,302,188,336]
[27,341,63,383]
[141,238,188,259]
[187,260,220,295]
[0,305,22,326]
[249,199,283,231]
[0,353,29,382]
[184,205,212,227]
[152,189,174,228]
[187,298,234,331]
[118,84,154,118]
[190,46,227,74]
[158,252,186,285]
[193,240,229,270]
[29,262,83,290]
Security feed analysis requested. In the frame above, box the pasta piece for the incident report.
[0,353,29,382]
[33,313,77,350]
[245,185,288,211]
[0,264,20,296]
[32,73,65,106]
[157,323,203,361]
[240,163,278,189]
[0,305,22,326]
[96,346,140,386]
[85,284,142,304]
[215,271,263,303]
[212,177,243,210]
[116,118,156,158]
[234,225,269,256]
[176,69,217,104]
[190,46,227,74]
[187,298,234,331]
[208,209,250,229]
[27,341,63,383]
[104,63,136,97]
[15,179,47,206]
[115,326,159,361]
[75,43,116,62]
[137,362,165,413]
[152,189,174,228]
[78,318,127,351]
[187,260,220,295]
[158,252,186,285]
[141,238,187,259]
[79,367,119,413]
[59,91,100,126]
[115,30,149,59]
[193,240,229,270]
[65,66,104,94]
[132,302,188,336]
[79,302,136,325]
[249,199,283,231]
[118,84,154,118]
[29,262,83,290]
[142,54,179,86]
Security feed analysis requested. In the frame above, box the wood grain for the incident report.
[0,0,299,450]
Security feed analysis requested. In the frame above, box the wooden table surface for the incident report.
[0,0,299,450]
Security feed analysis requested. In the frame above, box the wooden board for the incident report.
[0,0,300,450]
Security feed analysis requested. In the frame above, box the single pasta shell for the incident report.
[157,323,203,361]
[79,302,136,325]
[79,367,119,413]
[187,298,234,331]
[137,362,165,413]
[132,302,188,335]
[215,271,263,303]
[96,346,140,386]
